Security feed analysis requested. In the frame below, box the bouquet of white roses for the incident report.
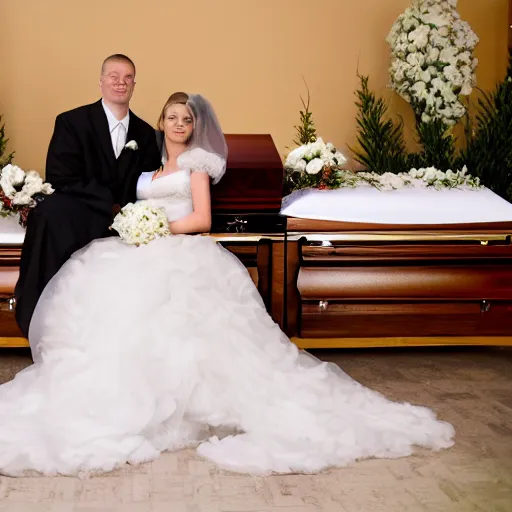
[0,164,55,226]
[285,137,347,175]
[386,0,479,126]
[111,201,170,246]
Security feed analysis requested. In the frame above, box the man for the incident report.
[14,54,162,338]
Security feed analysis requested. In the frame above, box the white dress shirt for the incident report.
[102,99,130,158]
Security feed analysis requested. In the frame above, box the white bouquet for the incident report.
[0,164,54,207]
[0,164,55,226]
[111,201,170,246]
[285,137,347,175]
[386,0,479,125]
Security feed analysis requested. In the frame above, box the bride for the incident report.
[0,92,454,477]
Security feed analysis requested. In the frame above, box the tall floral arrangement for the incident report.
[353,0,479,173]
[386,0,479,126]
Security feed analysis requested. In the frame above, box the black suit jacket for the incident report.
[45,99,161,215]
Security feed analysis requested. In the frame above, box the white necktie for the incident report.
[115,122,126,158]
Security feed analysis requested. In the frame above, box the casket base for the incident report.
[0,337,28,348]
[292,336,512,349]
[285,217,512,347]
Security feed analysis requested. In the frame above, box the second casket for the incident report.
[281,186,512,346]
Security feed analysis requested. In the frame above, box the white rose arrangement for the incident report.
[336,165,480,191]
[386,0,478,125]
[285,137,348,175]
[283,134,481,193]
[0,164,55,226]
[0,164,54,207]
[111,201,170,246]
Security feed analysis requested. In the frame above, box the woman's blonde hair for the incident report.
[156,92,190,131]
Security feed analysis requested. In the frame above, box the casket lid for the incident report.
[211,134,284,213]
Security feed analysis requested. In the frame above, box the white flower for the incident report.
[41,182,55,195]
[305,158,324,175]
[379,172,406,190]
[424,167,438,181]
[285,146,306,168]
[295,159,307,172]
[411,81,428,98]
[333,151,347,165]
[460,82,472,95]
[419,69,432,83]
[0,165,25,198]
[125,140,138,151]
[422,12,449,28]
[11,193,34,206]
[402,16,417,32]
[285,138,346,176]
[438,26,449,37]
[408,24,430,48]
[406,53,420,67]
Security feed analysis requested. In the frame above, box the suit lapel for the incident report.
[90,100,116,168]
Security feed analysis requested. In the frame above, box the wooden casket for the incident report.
[281,187,512,349]
[0,134,286,347]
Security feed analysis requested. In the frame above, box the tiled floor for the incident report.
[0,346,511,512]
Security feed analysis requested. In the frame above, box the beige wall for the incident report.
[0,0,509,174]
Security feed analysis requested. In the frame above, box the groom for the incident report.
[14,54,162,338]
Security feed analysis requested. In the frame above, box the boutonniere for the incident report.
[125,140,138,151]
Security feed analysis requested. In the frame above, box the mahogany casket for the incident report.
[0,134,286,347]
[281,188,512,349]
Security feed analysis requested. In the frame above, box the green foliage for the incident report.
[456,50,512,201]
[0,114,14,168]
[408,116,456,171]
[293,82,317,146]
[350,74,409,175]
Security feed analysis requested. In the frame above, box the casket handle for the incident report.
[318,300,329,311]
[0,296,16,312]
[226,217,248,233]
[480,300,491,313]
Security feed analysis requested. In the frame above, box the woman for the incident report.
[0,93,454,477]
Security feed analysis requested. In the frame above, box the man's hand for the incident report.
[112,203,121,217]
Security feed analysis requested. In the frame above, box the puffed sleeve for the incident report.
[177,147,226,185]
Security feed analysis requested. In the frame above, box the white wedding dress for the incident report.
[0,158,455,477]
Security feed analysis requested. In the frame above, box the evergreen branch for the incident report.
[456,49,512,201]
[293,78,317,146]
[349,74,408,174]
[0,115,15,168]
